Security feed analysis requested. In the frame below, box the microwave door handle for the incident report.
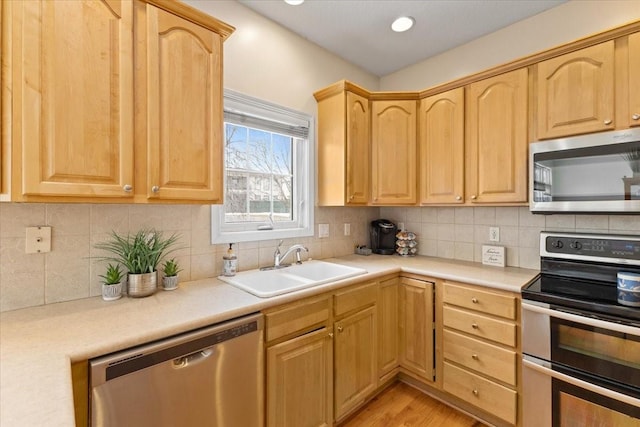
[522,301,640,336]
[523,356,640,408]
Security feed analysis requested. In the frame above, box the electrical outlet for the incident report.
[398,222,405,231]
[489,227,500,242]
[344,223,351,236]
[26,226,52,253]
[318,223,330,238]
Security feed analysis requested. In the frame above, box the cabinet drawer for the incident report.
[334,282,377,317]
[265,295,330,342]
[443,282,517,319]
[443,329,517,386]
[443,306,516,347]
[443,362,517,425]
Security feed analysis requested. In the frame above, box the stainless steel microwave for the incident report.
[530,128,640,213]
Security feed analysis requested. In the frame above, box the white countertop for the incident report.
[0,255,538,427]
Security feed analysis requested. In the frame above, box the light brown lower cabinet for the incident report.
[399,277,435,382]
[264,276,521,427]
[441,281,520,426]
[266,328,333,427]
[377,277,400,381]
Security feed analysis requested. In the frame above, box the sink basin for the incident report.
[286,261,367,283]
[219,260,367,297]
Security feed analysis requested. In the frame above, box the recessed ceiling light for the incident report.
[284,0,304,5]
[391,16,415,33]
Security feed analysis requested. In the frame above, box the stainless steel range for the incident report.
[521,232,640,427]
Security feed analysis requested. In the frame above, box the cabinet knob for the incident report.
[470,195,477,200]
[455,195,462,201]
[123,184,133,192]
[472,389,479,396]
[337,326,344,333]
[328,333,334,338]
[632,114,640,121]
[151,185,160,193]
[604,119,612,125]
[472,354,479,360]
[471,323,479,329]
[349,195,354,200]
[471,297,479,304]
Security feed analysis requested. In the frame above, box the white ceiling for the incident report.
[239,0,567,77]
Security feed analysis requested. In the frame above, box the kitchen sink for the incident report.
[219,260,367,297]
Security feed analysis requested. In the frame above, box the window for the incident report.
[211,90,314,244]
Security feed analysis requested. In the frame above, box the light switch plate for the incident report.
[489,227,500,242]
[482,245,505,267]
[318,223,329,238]
[343,223,351,236]
[26,226,52,254]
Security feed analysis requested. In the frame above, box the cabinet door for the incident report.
[13,0,134,198]
[629,33,640,128]
[267,328,333,427]
[334,306,377,420]
[371,100,417,205]
[419,88,465,204]
[142,3,223,202]
[400,277,434,381]
[466,68,528,204]
[346,91,370,205]
[537,41,615,138]
[378,277,399,380]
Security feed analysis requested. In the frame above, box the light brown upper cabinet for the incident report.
[466,69,528,204]
[419,88,465,204]
[371,99,417,205]
[628,32,640,128]
[136,1,226,202]
[6,0,135,200]
[314,82,370,206]
[536,41,615,139]
[2,0,233,203]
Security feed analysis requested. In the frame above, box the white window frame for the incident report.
[211,89,315,244]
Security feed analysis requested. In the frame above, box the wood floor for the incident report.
[339,382,486,427]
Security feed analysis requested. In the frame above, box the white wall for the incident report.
[184,0,379,114]
[380,0,640,91]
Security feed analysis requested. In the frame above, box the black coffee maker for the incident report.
[370,219,397,255]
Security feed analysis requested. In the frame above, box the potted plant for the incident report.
[94,229,180,297]
[161,258,183,291]
[99,263,124,301]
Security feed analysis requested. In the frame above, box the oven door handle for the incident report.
[523,356,640,408]
[522,301,640,336]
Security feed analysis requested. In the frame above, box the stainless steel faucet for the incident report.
[274,240,309,268]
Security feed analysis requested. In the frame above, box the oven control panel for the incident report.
[543,232,640,262]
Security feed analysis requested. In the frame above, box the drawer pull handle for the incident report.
[472,354,479,360]
[471,297,478,304]
[471,323,479,329]
[472,389,479,396]
[604,119,612,125]
[633,113,640,121]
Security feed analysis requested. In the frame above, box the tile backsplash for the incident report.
[1,202,638,312]
[380,206,640,271]
[0,203,378,312]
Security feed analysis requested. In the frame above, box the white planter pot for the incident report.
[127,271,157,297]
[102,282,123,301]
[162,275,179,291]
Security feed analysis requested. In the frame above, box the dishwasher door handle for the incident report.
[172,348,214,369]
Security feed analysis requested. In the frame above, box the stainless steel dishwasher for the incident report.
[89,313,264,427]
